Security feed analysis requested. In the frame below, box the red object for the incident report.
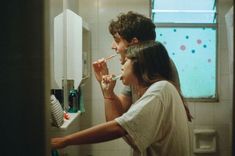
[64,112,70,120]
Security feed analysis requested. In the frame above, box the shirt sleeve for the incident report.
[115,93,165,152]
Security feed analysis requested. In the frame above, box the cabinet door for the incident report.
[54,9,83,89]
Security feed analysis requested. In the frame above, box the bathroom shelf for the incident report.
[51,111,81,132]
[60,111,81,130]
[193,129,216,153]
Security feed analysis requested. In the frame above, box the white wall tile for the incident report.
[214,101,233,124]
[218,47,229,75]
[215,124,232,151]
[220,74,232,100]
[194,103,215,125]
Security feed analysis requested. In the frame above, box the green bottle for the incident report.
[68,88,78,113]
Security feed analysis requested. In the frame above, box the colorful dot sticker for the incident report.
[180,45,186,51]
[197,39,202,44]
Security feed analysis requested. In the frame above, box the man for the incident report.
[93,11,180,121]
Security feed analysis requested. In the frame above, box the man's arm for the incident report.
[104,93,132,121]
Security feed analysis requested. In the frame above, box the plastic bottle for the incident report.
[68,87,79,113]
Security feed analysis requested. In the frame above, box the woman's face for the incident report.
[121,58,138,86]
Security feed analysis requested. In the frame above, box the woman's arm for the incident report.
[102,75,132,121]
[93,61,131,120]
[51,120,127,149]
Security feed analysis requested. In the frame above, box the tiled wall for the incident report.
[77,0,233,156]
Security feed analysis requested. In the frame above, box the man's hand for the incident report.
[92,58,109,83]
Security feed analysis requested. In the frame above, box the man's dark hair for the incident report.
[109,11,156,42]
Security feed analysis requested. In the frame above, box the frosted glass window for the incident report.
[151,0,217,100]
[152,0,216,23]
[156,28,216,98]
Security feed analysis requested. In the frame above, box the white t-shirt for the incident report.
[115,81,190,156]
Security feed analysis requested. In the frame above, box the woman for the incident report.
[51,41,191,156]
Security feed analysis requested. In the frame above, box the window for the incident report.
[151,0,217,100]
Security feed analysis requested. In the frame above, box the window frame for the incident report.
[150,0,218,102]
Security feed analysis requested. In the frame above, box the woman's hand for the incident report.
[92,58,109,83]
[51,137,67,149]
[101,75,116,98]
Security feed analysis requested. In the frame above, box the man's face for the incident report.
[111,33,130,65]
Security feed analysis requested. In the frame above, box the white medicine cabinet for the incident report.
[54,9,83,89]
[51,5,91,110]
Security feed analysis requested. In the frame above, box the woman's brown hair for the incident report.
[126,41,192,122]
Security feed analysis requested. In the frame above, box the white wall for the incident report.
[78,0,234,156]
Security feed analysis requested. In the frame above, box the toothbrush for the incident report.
[112,74,122,80]
[101,74,122,89]
[93,54,118,64]
[104,54,118,61]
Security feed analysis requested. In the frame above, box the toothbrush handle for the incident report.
[112,74,122,80]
